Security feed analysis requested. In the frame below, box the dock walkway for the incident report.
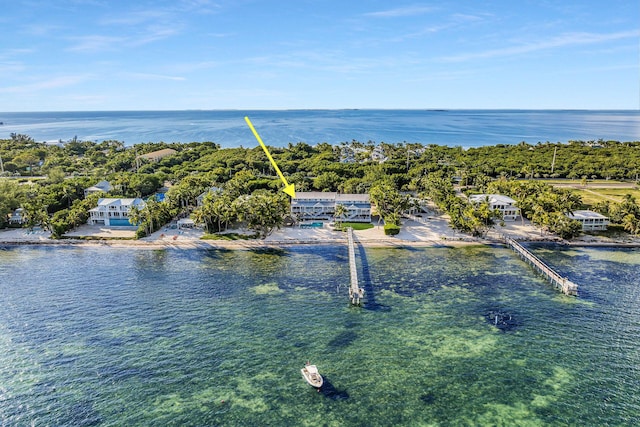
[504,236,578,296]
[347,227,365,305]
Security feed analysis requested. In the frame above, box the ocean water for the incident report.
[1,109,639,148]
[1,244,639,426]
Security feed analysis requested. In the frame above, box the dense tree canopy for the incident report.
[1,135,639,239]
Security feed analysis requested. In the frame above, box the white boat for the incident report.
[301,363,323,388]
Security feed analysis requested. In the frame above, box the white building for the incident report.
[88,198,146,227]
[84,180,113,198]
[566,210,609,231]
[8,208,25,225]
[336,194,371,223]
[370,146,388,163]
[291,192,371,223]
[468,194,520,221]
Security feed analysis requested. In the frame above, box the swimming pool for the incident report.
[300,222,324,228]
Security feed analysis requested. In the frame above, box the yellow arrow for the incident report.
[244,116,296,198]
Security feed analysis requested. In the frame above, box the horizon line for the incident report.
[2,107,639,114]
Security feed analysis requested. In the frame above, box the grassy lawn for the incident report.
[540,178,628,185]
[567,187,640,207]
[335,222,374,231]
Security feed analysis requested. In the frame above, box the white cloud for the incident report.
[100,9,169,26]
[389,13,487,42]
[123,72,186,81]
[0,61,25,75]
[365,5,436,18]
[129,27,180,47]
[167,61,219,73]
[0,75,89,94]
[67,35,126,52]
[0,48,34,59]
[441,29,640,62]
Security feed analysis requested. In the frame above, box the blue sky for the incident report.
[1,0,638,111]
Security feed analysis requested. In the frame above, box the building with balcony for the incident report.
[291,192,371,223]
[88,198,146,227]
[566,210,609,231]
[468,194,520,221]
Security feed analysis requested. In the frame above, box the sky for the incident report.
[1,0,638,111]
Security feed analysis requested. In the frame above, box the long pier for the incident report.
[347,227,364,305]
[504,237,578,296]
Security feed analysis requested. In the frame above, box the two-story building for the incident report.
[335,194,371,222]
[468,194,520,221]
[88,198,146,227]
[566,210,609,231]
[291,192,371,223]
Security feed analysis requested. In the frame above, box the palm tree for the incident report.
[334,203,348,229]
[622,214,640,235]
[128,205,143,228]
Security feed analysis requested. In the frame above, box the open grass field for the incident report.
[534,179,640,207]
[574,187,640,206]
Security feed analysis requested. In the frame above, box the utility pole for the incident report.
[0,154,4,173]
[551,146,557,174]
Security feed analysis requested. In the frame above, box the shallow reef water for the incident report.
[1,244,638,425]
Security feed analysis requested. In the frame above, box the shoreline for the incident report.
[1,234,639,250]
[0,235,486,250]
[2,217,639,250]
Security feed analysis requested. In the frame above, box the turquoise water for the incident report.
[1,109,638,147]
[1,244,639,425]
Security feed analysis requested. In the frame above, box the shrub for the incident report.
[384,223,400,235]
[135,223,149,239]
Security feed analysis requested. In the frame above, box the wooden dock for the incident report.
[347,227,364,305]
[504,237,578,296]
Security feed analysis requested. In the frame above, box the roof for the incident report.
[293,192,370,203]
[294,192,338,200]
[96,198,145,207]
[336,193,370,203]
[85,180,112,192]
[469,194,517,205]
[138,148,177,160]
[566,210,608,220]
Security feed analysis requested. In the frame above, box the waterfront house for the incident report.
[291,192,371,223]
[566,210,609,231]
[9,208,25,225]
[468,194,520,221]
[335,194,371,222]
[83,180,113,198]
[88,198,145,227]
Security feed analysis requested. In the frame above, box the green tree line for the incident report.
[1,134,639,239]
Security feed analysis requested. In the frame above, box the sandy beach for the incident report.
[1,213,639,249]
